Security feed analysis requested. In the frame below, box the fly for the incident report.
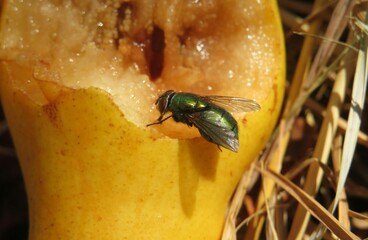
[147,90,261,152]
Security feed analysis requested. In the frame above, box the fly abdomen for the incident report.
[204,107,238,135]
[191,106,239,152]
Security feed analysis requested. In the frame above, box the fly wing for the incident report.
[188,113,239,152]
[202,96,261,113]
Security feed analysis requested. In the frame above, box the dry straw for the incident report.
[223,0,368,239]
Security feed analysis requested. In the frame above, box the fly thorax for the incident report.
[170,93,209,113]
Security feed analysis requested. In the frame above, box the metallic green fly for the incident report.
[147,90,261,152]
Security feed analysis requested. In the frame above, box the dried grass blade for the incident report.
[287,0,356,238]
[243,1,330,238]
[335,5,368,224]
[304,0,355,89]
[244,120,289,239]
[257,166,361,240]
[332,133,351,230]
[305,98,368,148]
[279,7,308,31]
[312,7,368,239]
[288,56,347,240]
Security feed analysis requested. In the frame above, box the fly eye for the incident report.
[157,97,168,114]
[155,90,174,114]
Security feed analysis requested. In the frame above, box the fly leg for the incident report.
[146,114,173,126]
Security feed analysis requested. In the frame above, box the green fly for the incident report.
[147,90,261,152]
